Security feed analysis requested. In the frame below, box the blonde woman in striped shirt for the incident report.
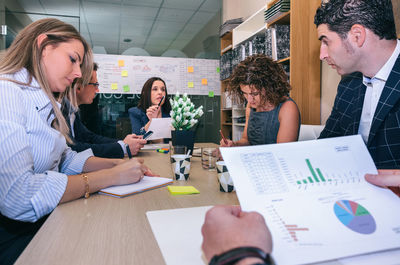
[0,18,155,264]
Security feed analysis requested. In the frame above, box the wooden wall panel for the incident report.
[290,0,322,124]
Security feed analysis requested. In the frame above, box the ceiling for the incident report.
[8,0,221,56]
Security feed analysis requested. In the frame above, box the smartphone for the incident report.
[143,130,154,140]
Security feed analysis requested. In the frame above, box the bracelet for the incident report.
[209,246,271,265]
[82,174,90,199]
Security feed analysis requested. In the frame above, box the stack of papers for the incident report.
[264,0,290,23]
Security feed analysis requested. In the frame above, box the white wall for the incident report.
[321,62,341,124]
[222,0,269,23]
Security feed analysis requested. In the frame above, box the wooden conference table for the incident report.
[15,143,238,265]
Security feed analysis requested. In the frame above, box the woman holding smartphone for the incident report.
[128,77,172,143]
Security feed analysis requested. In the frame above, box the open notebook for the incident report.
[99,176,173,198]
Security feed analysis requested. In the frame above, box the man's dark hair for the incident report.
[137,77,171,114]
[314,0,397,40]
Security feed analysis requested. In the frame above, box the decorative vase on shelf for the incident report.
[170,92,204,155]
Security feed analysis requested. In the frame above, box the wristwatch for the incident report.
[209,246,271,265]
[125,144,132,159]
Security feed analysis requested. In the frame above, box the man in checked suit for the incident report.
[314,0,400,170]
[199,2,400,263]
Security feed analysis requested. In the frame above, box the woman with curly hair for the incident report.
[221,54,300,147]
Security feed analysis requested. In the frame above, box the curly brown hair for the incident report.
[228,54,291,106]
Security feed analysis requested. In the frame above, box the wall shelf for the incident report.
[232,5,266,48]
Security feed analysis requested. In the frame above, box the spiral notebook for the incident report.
[99,176,173,198]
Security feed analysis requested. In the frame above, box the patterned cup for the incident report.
[216,161,235,192]
[171,155,191,180]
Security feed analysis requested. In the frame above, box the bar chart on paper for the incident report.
[240,145,364,195]
[266,205,310,244]
[276,146,364,187]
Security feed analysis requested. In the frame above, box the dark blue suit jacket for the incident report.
[320,54,400,169]
[62,99,124,159]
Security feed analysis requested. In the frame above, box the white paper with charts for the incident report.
[220,135,400,265]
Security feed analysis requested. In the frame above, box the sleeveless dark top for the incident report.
[247,98,298,145]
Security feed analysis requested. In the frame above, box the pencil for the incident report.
[219,130,228,145]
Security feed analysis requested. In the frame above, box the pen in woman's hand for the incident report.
[158,95,165,108]
[219,130,228,145]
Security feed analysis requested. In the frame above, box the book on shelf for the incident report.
[264,24,290,61]
[264,0,290,24]
[275,24,290,60]
[219,18,243,37]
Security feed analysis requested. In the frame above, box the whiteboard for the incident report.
[94,54,221,96]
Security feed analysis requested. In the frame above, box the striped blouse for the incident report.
[0,68,93,222]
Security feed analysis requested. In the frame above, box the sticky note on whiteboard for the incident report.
[121,70,128,77]
[208,91,214,97]
[123,85,130,92]
[201,78,208,85]
[118,60,125,67]
[187,66,194,73]
[188,82,194,88]
[111,83,118,90]
[216,67,220,73]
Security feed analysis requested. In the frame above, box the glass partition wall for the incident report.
[1,0,222,143]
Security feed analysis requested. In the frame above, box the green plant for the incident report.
[170,92,204,130]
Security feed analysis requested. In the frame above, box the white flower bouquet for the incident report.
[170,92,204,130]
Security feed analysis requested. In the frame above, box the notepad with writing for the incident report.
[99,176,173,198]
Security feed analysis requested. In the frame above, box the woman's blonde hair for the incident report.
[0,18,93,143]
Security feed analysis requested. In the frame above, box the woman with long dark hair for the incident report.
[128,77,171,142]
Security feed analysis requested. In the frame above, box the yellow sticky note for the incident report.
[118,60,125,67]
[121,70,128,77]
[123,85,130,92]
[188,82,194,88]
[111,83,118,90]
[188,66,194,73]
[201,78,208,85]
[167,186,200,195]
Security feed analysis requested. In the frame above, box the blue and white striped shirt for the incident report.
[0,68,93,222]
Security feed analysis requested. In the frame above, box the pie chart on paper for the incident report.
[333,200,376,234]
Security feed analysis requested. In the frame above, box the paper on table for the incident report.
[147,118,172,140]
[147,205,400,265]
[141,143,170,150]
[146,206,212,265]
[99,176,172,198]
[220,135,400,265]
[338,249,400,265]
[167,186,200,195]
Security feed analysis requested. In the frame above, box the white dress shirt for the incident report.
[358,40,400,143]
[0,68,93,222]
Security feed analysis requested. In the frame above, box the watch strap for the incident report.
[209,246,271,265]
